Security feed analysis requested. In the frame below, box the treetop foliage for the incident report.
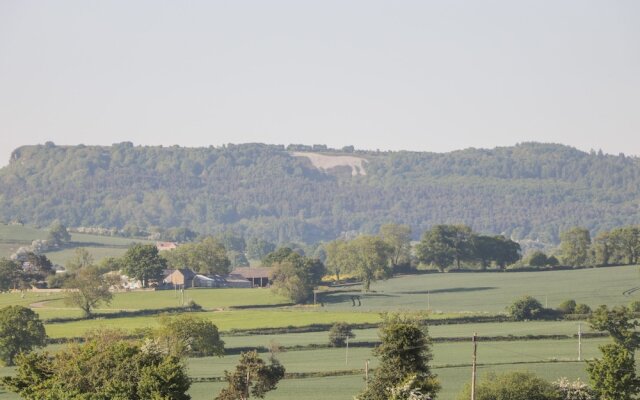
[2,142,640,244]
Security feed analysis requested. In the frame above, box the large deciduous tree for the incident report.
[416,225,456,271]
[163,237,231,275]
[323,240,351,283]
[0,258,23,292]
[269,252,325,304]
[64,266,114,318]
[348,235,393,291]
[379,223,412,269]
[122,243,167,287]
[357,314,439,400]
[47,220,71,247]
[609,226,640,265]
[0,305,47,366]
[560,227,591,267]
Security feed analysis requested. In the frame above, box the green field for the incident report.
[321,265,640,313]
[1,245,638,399]
[0,224,151,265]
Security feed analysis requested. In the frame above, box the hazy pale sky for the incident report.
[1,1,639,166]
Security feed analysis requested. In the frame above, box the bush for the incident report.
[527,251,549,267]
[457,371,558,400]
[574,303,591,315]
[553,377,595,400]
[629,300,640,312]
[328,322,355,347]
[507,296,547,321]
[558,300,577,314]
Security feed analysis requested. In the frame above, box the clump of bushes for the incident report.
[557,299,591,316]
[507,296,559,321]
[328,322,355,347]
[629,300,640,312]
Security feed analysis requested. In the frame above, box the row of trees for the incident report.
[559,225,640,267]
[416,224,521,271]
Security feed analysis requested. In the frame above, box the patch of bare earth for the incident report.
[292,152,368,176]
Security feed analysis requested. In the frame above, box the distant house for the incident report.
[164,269,231,288]
[164,268,197,288]
[156,241,178,251]
[230,267,271,287]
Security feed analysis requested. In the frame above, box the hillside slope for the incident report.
[1,142,639,244]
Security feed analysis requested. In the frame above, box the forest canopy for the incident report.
[1,142,639,245]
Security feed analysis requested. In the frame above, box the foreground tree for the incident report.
[122,243,167,287]
[152,314,225,357]
[0,306,47,366]
[216,350,285,400]
[2,333,191,399]
[64,266,114,317]
[356,314,439,400]
[457,371,559,400]
[587,305,640,400]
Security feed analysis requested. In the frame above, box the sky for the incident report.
[1,1,639,166]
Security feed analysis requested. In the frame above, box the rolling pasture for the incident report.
[0,224,151,265]
[1,242,639,399]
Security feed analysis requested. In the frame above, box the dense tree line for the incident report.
[416,225,521,271]
[557,225,640,267]
[1,142,639,244]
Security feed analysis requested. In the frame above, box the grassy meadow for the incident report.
[1,225,639,399]
[0,224,152,265]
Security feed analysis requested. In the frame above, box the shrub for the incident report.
[527,251,549,267]
[507,296,546,321]
[328,322,355,347]
[553,377,595,400]
[457,371,558,400]
[629,300,640,312]
[558,300,577,314]
[574,303,592,315]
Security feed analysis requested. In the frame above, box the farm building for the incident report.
[164,269,197,288]
[224,275,253,288]
[156,241,178,251]
[164,268,247,288]
[230,267,271,287]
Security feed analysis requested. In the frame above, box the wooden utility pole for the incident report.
[365,359,369,386]
[345,336,349,365]
[471,333,478,400]
[578,323,582,361]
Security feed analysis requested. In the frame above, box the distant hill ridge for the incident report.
[1,142,639,244]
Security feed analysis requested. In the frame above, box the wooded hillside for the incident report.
[1,142,638,244]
